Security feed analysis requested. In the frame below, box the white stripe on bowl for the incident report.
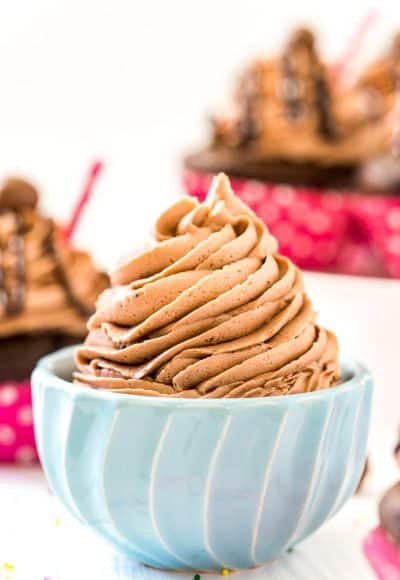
[202,415,233,570]
[61,397,94,525]
[99,410,139,547]
[251,410,289,563]
[148,413,197,570]
[325,392,364,521]
[282,401,335,550]
[99,410,172,568]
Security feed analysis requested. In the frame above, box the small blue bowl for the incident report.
[32,347,372,571]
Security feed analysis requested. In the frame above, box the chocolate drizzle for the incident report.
[0,211,26,316]
[7,214,26,315]
[42,220,92,318]
[237,69,261,147]
[314,73,336,140]
[281,28,336,140]
[281,52,304,121]
[0,213,92,319]
[0,213,92,320]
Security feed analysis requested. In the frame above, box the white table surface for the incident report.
[1,272,399,579]
[0,465,379,580]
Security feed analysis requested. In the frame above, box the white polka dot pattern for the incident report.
[387,235,400,256]
[0,424,16,445]
[307,210,331,235]
[240,182,266,205]
[17,405,33,426]
[273,186,295,207]
[0,385,18,406]
[0,380,38,463]
[386,208,400,230]
[14,445,36,464]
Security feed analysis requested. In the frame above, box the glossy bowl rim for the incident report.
[32,346,372,409]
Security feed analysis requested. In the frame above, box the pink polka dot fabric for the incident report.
[0,380,38,463]
[183,170,400,278]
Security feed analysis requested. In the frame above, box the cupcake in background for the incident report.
[186,28,373,187]
[183,27,400,278]
[0,176,108,463]
[351,33,400,278]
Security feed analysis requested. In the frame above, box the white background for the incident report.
[0,1,399,268]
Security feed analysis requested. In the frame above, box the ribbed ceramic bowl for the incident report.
[32,347,372,571]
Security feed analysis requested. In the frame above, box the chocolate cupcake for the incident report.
[185,28,390,185]
[0,177,108,462]
[183,28,400,278]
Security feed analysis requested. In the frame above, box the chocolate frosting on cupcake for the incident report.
[186,27,400,188]
[75,174,339,398]
[0,177,108,338]
[203,27,355,165]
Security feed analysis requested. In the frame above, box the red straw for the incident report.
[64,160,104,242]
[332,10,380,84]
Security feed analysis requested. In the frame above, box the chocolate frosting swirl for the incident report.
[0,178,108,338]
[75,174,339,398]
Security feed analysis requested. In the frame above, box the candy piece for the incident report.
[0,178,38,210]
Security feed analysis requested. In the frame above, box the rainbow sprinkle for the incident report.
[2,562,14,580]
